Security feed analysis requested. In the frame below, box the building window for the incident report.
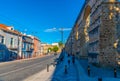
[10,38,14,47]
[18,40,19,46]
[22,43,23,48]
[1,36,5,44]
[27,44,30,51]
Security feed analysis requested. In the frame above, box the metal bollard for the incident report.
[114,68,117,78]
[98,78,102,81]
[47,64,49,72]
[64,65,67,74]
[87,65,90,76]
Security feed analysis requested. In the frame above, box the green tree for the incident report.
[52,46,59,52]
[58,41,63,48]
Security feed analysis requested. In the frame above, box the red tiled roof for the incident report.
[0,24,22,35]
[0,24,8,29]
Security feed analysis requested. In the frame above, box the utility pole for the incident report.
[61,27,63,49]
[71,36,72,55]
[17,31,20,60]
[59,27,64,53]
[17,33,19,60]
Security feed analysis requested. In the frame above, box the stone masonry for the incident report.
[65,0,120,67]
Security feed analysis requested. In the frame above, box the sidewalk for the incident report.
[75,57,120,81]
[50,54,78,81]
[23,65,55,81]
[23,53,78,81]
[23,53,120,81]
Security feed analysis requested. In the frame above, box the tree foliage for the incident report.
[52,46,59,52]
[58,41,63,48]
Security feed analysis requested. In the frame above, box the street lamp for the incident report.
[51,27,71,54]
[59,28,64,52]
[71,36,72,55]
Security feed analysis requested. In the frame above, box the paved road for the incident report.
[0,54,58,81]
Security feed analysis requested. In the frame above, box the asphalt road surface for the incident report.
[0,54,58,81]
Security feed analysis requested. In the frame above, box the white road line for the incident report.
[0,58,54,76]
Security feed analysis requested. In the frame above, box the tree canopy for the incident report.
[52,46,59,52]
[58,41,63,48]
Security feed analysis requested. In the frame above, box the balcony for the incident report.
[26,47,34,52]
[30,47,34,50]
[8,46,18,50]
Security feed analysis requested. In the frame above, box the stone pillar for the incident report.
[99,3,118,67]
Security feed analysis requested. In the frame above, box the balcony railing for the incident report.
[8,46,18,50]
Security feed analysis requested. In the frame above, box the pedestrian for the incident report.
[72,58,75,64]
[72,55,75,64]
[60,56,64,62]
[87,65,90,76]
[64,65,67,74]
[68,59,70,65]
[114,68,117,78]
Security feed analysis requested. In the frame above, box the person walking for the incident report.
[72,55,75,64]
[68,58,70,65]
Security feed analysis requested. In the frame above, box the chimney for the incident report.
[7,26,14,30]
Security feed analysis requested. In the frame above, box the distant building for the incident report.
[29,36,41,57]
[0,24,22,61]
[0,24,44,62]
[0,24,42,61]
[41,43,53,55]
[22,35,34,58]
[52,43,59,47]
[40,45,44,55]
[41,43,62,54]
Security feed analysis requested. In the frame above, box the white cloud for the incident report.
[59,28,72,31]
[44,27,72,32]
[44,28,57,32]
[63,28,72,31]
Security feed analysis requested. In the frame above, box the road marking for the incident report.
[0,58,54,77]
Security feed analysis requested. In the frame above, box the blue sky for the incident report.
[0,0,85,44]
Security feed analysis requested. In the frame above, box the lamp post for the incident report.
[17,33,20,60]
[17,31,22,60]
[52,27,71,54]
[59,28,64,53]
[71,36,72,55]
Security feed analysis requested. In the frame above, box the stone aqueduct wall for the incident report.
[65,0,120,67]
